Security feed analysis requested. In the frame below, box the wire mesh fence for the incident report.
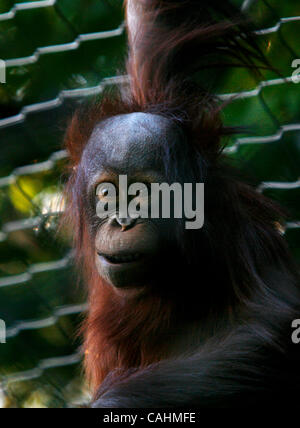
[0,0,299,407]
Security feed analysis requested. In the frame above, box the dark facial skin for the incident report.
[79,112,185,291]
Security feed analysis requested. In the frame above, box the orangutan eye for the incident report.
[101,188,109,197]
[96,183,115,201]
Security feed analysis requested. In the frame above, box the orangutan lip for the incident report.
[98,252,144,264]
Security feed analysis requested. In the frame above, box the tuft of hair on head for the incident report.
[125,0,269,103]
[64,0,271,170]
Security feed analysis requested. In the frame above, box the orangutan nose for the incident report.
[114,215,137,231]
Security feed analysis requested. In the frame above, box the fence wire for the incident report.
[0,0,299,408]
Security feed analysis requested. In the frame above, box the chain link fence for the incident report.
[0,0,299,407]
